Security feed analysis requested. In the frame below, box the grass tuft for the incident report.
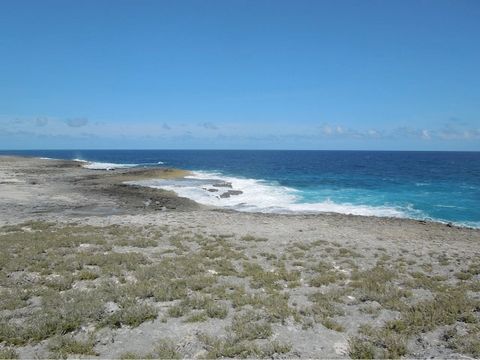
[230,311,272,341]
[154,339,181,359]
[48,335,97,358]
[0,348,19,360]
[103,303,157,328]
[348,337,376,359]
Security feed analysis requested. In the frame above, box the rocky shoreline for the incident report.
[0,156,479,359]
[1,155,477,231]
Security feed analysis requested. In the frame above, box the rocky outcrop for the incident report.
[219,190,243,198]
[203,188,219,192]
[213,182,232,188]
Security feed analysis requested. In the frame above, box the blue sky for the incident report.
[0,0,479,150]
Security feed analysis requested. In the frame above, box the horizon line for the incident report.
[1,149,480,153]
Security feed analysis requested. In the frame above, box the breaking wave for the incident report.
[74,159,138,170]
[127,171,412,218]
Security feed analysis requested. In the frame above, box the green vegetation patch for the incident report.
[350,265,411,310]
[1,220,479,359]
[387,290,479,334]
[102,303,158,328]
[444,325,480,358]
[48,335,98,358]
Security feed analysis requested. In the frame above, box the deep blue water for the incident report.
[1,150,479,227]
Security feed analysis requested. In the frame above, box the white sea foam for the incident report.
[127,171,409,218]
[74,159,138,170]
[461,221,480,229]
[84,162,138,170]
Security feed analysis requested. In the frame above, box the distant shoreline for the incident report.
[0,154,477,230]
[0,150,477,229]
[0,155,478,233]
[1,149,480,152]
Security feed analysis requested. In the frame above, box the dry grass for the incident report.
[349,283,480,358]
[240,234,268,242]
[102,303,158,328]
[1,221,479,359]
[444,325,480,357]
[387,289,479,334]
[48,335,97,358]
[348,337,376,359]
[153,339,181,359]
[167,294,228,320]
[230,311,272,341]
[310,271,346,287]
[0,347,18,360]
[350,265,411,310]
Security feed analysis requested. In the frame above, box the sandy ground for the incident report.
[1,156,479,359]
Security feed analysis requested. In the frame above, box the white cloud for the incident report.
[35,118,49,127]
[65,118,88,127]
[421,129,431,140]
[199,122,218,130]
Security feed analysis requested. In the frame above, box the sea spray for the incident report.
[127,171,409,218]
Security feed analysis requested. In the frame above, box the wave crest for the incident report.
[127,171,409,218]
[74,159,138,170]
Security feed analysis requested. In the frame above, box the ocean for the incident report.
[1,150,479,228]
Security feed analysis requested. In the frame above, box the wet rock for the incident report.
[220,190,243,198]
[213,182,232,188]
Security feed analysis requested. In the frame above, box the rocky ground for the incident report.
[0,156,479,359]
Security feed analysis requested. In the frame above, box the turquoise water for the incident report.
[2,150,479,228]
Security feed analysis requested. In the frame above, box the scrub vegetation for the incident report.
[0,221,479,358]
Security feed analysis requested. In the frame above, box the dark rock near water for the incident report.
[213,182,232,188]
[203,188,219,192]
[220,190,243,198]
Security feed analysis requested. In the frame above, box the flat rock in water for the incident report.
[203,188,218,192]
[213,181,232,188]
[220,190,243,198]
